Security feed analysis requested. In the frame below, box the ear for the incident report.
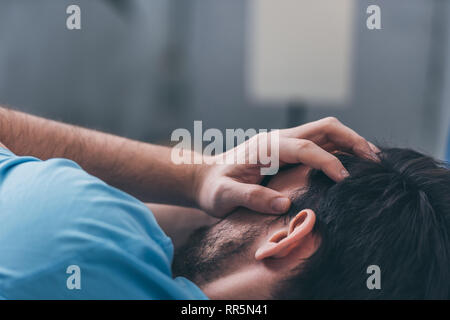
[255,209,316,260]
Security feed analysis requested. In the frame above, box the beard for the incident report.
[172,218,262,287]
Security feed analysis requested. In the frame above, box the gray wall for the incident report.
[0,0,175,141]
[0,0,448,158]
[437,0,450,158]
[184,0,449,158]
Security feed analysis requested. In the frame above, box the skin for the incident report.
[0,107,381,299]
[0,107,379,220]
[199,209,319,300]
[147,203,218,249]
[149,163,315,250]
[182,164,320,299]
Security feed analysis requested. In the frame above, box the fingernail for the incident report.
[368,151,380,162]
[368,142,381,153]
[341,169,350,178]
[271,197,290,212]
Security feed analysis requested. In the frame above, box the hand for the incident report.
[194,117,380,218]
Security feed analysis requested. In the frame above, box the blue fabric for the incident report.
[0,148,207,300]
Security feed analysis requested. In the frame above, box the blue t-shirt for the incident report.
[0,148,207,299]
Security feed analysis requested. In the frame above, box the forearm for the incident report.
[0,107,200,206]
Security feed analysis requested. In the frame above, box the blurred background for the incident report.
[0,0,448,159]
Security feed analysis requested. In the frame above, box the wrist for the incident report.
[190,153,215,210]
[191,163,208,210]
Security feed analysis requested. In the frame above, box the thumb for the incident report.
[228,181,291,214]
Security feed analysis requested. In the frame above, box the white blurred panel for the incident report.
[247,0,355,105]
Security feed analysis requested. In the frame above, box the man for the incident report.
[172,147,450,299]
[0,108,378,299]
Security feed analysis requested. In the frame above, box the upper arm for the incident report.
[0,155,207,299]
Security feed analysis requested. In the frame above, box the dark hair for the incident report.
[274,147,450,299]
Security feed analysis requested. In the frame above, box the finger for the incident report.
[283,117,380,162]
[368,141,381,153]
[319,118,379,161]
[319,142,339,153]
[279,138,350,181]
[311,139,380,159]
[227,181,291,214]
[319,141,379,169]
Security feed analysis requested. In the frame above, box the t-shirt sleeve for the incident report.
[0,148,207,299]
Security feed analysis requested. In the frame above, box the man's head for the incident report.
[173,147,450,299]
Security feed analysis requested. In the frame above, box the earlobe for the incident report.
[255,209,316,260]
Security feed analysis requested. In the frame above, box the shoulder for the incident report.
[0,148,163,238]
[0,149,189,298]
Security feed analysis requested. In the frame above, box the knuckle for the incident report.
[209,183,224,203]
[320,117,342,137]
[244,187,260,203]
[323,116,340,126]
[358,136,368,145]
[354,136,369,151]
[213,179,230,198]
